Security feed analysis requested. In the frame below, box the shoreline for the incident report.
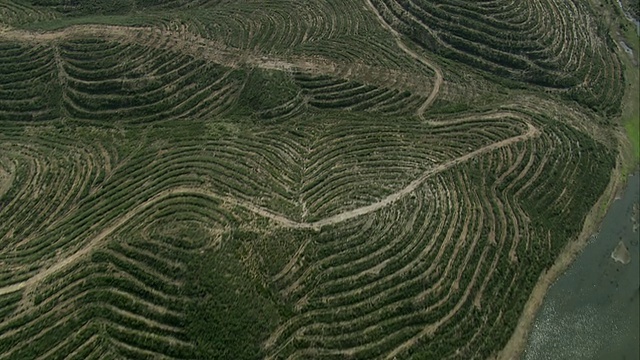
[495,135,636,360]
[497,0,640,352]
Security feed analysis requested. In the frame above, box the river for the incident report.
[617,0,640,35]
[523,171,640,359]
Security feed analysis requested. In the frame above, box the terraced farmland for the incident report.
[0,0,631,359]
[369,0,625,115]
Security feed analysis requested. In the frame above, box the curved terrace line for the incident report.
[0,19,539,309]
[363,0,443,117]
[0,116,538,297]
[0,24,432,95]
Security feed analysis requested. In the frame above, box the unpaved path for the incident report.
[0,16,538,298]
[363,0,443,115]
[0,25,430,94]
[306,120,537,229]
[0,20,539,344]
[0,25,329,72]
[0,119,538,297]
[0,282,24,296]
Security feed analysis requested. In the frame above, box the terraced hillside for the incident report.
[369,0,625,115]
[0,0,631,359]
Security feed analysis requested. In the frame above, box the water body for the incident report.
[617,0,640,35]
[524,171,640,360]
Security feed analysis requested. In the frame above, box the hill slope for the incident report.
[0,0,628,359]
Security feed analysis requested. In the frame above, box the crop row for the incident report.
[0,192,238,359]
[0,41,59,122]
[173,0,423,74]
[0,112,535,291]
[293,73,426,116]
[0,35,437,124]
[0,37,245,124]
[263,115,614,358]
[58,38,244,124]
[0,112,615,359]
[0,0,58,26]
[370,0,624,115]
[297,114,527,221]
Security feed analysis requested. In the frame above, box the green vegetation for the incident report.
[371,0,626,116]
[237,69,298,115]
[0,0,633,359]
[625,118,640,158]
[586,0,640,162]
[186,232,282,359]
[21,14,158,30]
[622,0,640,18]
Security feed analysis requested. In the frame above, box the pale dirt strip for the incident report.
[0,18,538,299]
[0,118,538,297]
[0,22,539,360]
[0,25,431,94]
[0,24,328,72]
[305,121,538,228]
[363,0,443,116]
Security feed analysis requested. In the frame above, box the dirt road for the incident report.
[0,18,539,311]
[363,0,443,116]
[0,117,538,296]
[0,25,429,94]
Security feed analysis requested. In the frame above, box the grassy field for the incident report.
[0,0,633,359]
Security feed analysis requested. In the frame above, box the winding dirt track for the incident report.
[363,0,443,116]
[0,117,537,296]
[0,24,430,94]
[0,18,540,312]
[0,25,331,72]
